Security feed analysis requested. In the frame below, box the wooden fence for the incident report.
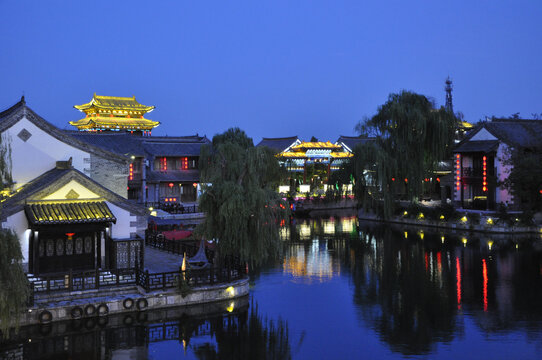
[28,260,245,300]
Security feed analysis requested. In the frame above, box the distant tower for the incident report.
[445,77,454,113]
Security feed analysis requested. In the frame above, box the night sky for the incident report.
[1,1,541,143]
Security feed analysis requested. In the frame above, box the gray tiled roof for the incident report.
[458,119,542,150]
[454,140,499,153]
[336,135,375,152]
[66,132,211,157]
[483,120,542,148]
[1,165,146,220]
[256,136,299,153]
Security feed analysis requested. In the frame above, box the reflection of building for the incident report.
[0,97,146,274]
[283,241,338,282]
[453,119,542,210]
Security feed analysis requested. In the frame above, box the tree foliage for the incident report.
[0,134,28,337]
[353,91,456,218]
[197,128,288,265]
[501,147,542,212]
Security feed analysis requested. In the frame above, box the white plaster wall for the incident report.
[108,202,136,239]
[2,211,30,264]
[42,180,100,200]
[496,143,513,204]
[470,128,497,141]
[3,117,90,188]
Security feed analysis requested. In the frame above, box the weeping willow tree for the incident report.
[353,91,456,218]
[197,128,288,266]
[0,134,28,337]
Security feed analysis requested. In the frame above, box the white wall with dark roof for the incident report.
[5,116,90,189]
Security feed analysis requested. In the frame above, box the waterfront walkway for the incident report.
[145,246,184,273]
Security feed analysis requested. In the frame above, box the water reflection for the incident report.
[0,296,293,360]
[279,217,542,356]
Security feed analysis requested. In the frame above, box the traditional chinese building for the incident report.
[68,132,210,204]
[0,97,147,274]
[453,119,542,210]
[257,136,371,192]
[71,94,160,135]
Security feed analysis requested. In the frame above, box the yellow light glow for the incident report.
[516,243,519,249]
[462,237,468,247]
[418,213,424,220]
[440,215,445,220]
[486,218,493,225]
[461,216,468,223]
[404,231,408,239]
[226,302,235,313]
[419,231,424,240]
[403,211,408,216]
[441,236,445,243]
[226,286,235,296]
[487,240,494,250]
[148,207,153,211]
[150,211,157,216]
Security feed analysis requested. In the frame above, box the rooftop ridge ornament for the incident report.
[70,94,160,133]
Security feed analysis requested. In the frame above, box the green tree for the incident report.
[0,135,28,337]
[353,91,456,218]
[501,147,542,213]
[198,128,288,265]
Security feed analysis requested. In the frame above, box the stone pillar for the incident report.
[33,230,39,275]
[101,230,106,269]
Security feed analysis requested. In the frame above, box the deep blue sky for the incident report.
[1,1,541,143]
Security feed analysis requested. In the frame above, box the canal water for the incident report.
[2,214,542,359]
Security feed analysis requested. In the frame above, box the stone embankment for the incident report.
[358,210,542,234]
[19,278,248,327]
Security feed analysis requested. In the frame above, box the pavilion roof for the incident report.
[291,141,342,151]
[25,200,116,225]
[74,94,155,113]
[69,116,160,131]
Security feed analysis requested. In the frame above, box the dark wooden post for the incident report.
[96,269,100,290]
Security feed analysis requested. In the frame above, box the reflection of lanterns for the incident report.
[226,301,235,313]
[65,233,75,240]
[462,237,468,247]
[487,240,494,250]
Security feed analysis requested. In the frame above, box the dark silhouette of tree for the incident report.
[353,91,456,218]
[0,135,28,337]
[198,128,288,265]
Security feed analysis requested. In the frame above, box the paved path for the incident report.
[144,246,184,273]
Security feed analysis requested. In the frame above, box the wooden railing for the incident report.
[146,202,200,214]
[146,232,214,260]
[27,257,245,302]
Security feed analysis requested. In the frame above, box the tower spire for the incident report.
[445,77,454,113]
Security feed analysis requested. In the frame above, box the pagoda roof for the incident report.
[74,94,155,113]
[69,116,160,131]
[291,141,342,151]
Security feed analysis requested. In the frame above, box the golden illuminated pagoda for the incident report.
[71,94,160,133]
